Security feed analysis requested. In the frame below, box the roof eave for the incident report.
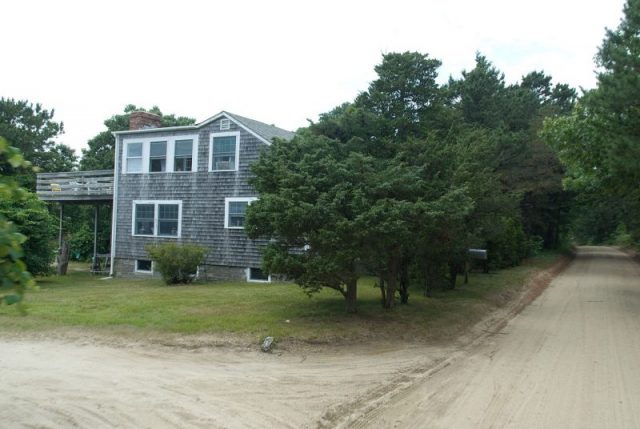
[111,111,291,145]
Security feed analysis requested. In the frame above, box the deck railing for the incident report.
[36,170,114,202]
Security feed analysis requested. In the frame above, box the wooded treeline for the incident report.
[543,0,640,247]
[246,52,575,312]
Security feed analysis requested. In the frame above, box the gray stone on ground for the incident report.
[261,336,274,352]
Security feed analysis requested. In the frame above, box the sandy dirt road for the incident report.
[0,330,450,428]
[349,246,640,428]
[1,246,636,428]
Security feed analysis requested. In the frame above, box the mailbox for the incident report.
[468,248,488,260]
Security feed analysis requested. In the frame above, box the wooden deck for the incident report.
[36,170,114,202]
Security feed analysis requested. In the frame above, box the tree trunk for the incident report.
[384,256,399,309]
[448,262,458,290]
[385,274,397,308]
[345,278,358,313]
[378,274,386,308]
[464,261,469,285]
[57,240,69,276]
[384,249,402,309]
[423,262,432,297]
[399,262,409,304]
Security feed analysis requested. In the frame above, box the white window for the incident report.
[224,197,256,229]
[126,142,143,173]
[135,259,153,273]
[149,141,167,172]
[123,135,198,174]
[133,200,182,237]
[246,267,271,283]
[174,139,194,172]
[209,132,240,172]
[219,118,231,130]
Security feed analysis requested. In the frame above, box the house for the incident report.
[109,111,295,281]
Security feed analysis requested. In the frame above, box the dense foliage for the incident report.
[543,0,640,246]
[248,52,574,312]
[0,138,36,309]
[0,98,76,189]
[0,192,55,276]
[146,243,207,285]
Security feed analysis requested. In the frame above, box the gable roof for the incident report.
[113,111,295,144]
[224,111,295,143]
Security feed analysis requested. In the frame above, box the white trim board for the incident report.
[224,197,257,229]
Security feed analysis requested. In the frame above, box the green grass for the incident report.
[0,252,562,344]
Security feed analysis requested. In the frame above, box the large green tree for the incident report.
[249,51,574,311]
[543,0,640,244]
[247,132,368,313]
[449,55,575,248]
[0,98,76,188]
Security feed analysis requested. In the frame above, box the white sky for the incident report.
[0,0,626,156]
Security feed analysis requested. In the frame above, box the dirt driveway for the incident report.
[1,246,638,428]
[0,330,451,428]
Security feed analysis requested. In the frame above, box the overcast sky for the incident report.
[1,0,626,155]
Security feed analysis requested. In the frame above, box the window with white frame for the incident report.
[174,139,193,172]
[123,135,198,174]
[224,197,256,229]
[149,141,167,172]
[135,259,152,273]
[247,267,270,282]
[158,204,179,236]
[126,142,143,173]
[133,200,182,237]
[210,132,239,171]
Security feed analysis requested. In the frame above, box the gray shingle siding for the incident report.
[113,116,278,279]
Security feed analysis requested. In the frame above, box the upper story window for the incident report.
[133,200,182,237]
[174,139,193,172]
[126,142,143,173]
[123,135,198,174]
[224,197,256,229]
[209,132,240,172]
[149,141,167,172]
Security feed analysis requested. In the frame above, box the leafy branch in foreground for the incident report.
[0,137,36,310]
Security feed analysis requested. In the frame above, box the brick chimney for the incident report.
[129,111,162,130]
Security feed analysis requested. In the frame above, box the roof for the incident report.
[224,111,295,142]
[113,111,295,145]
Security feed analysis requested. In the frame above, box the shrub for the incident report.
[487,217,527,269]
[610,223,634,247]
[0,192,56,276]
[146,242,207,284]
[526,235,545,257]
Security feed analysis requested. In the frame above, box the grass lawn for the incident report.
[0,252,563,345]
